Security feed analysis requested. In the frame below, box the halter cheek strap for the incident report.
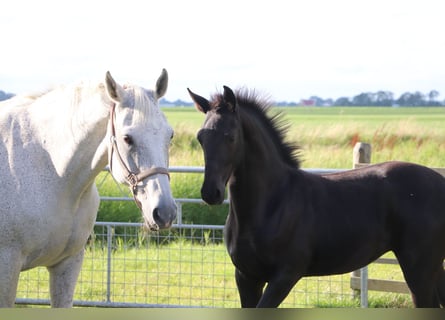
[108,103,170,209]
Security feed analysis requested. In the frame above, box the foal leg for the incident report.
[256,272,301,308]
[235,269,265,307]
[47,250,84,307]
[436,268,445,307]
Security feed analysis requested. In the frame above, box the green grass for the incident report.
[278,107,445,168]
[166,106,445,169]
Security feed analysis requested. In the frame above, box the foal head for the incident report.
[105,69,176,230]
[189,86,301,206]
[188,86,243,205]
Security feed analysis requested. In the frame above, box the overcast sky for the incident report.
[1,0,444,102]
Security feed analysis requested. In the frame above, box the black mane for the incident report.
[212,88,301,168]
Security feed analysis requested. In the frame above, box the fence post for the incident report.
[176,201,183,226]
[351,142,371,307]
[360,266,369,308]
[106,225,113,303]
[353,142,371,166]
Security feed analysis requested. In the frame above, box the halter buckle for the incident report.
[127,172,139,187]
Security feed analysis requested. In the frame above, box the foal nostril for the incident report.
[214,188,221,201]
[201,185,224,205]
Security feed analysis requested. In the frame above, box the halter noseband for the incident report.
[108,103,170,209]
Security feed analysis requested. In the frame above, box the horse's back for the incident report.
[324,160,445,193]
[363,161,445,214]
[0,102,48,207]
[380,161,445,240]
[322,161,445,222]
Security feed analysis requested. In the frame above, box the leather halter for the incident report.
[108,103,170,209]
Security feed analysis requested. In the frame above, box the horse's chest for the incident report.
[225,228,273,279]
[228,242,260,275]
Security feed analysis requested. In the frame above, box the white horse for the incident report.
[0,69,177,307]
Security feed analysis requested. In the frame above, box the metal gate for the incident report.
[15,167,361,307]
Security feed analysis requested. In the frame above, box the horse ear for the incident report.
[223,86,236,112]
[155,68,168,99]
[187,88,211,114]
[105,71,125,103]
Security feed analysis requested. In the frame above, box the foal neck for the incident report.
[230,114,292,198]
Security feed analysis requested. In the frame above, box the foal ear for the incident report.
[105,71,126,103]
[187,88,211,114]
[223,86,236,112]
[155,68,168,99]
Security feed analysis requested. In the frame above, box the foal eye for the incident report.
[123,135,133,145]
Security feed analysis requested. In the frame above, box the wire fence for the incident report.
[14,166,388,308]
[16,222,356,308]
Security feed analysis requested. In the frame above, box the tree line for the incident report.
[278,90,443,107]
[162,90,445,107]
[1,89,443,107]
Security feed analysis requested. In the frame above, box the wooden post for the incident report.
[351,142,371,303]
[353,142,371,168]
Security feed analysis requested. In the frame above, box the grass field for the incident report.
[166,106,445,168]
[16,106,445,308]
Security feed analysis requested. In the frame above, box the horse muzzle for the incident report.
[140,197,177,231]
[151,203,177,230]
[201,181,225,205]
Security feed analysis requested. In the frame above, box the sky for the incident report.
[1,0,445,102]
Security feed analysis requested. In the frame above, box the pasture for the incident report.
[166,106,445,169]
[16,106,445,308]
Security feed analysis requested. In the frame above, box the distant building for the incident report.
[300,99,316,106]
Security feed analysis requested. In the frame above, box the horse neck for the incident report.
[29,86,111,193]
[229,116,291,215]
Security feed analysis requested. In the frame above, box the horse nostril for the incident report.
[153,208,161,224]
[201,185,224,205]
[152,206,175,229]
[214,188,221,201]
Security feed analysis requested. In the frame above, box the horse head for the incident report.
[188,86,242,205]
[105,69,176,230]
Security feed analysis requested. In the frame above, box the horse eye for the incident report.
[123,135,133,145]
